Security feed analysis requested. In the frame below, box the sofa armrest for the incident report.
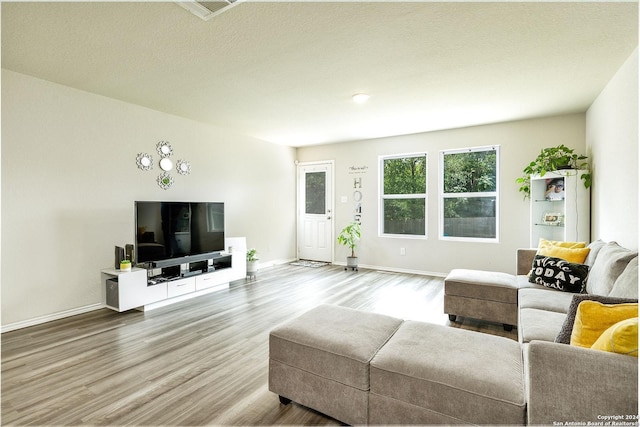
[517,248,536,275]
[526,341,638,425]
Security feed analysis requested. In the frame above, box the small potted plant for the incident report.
[516,144,591,198]
[337,222,361,271]
[246,248,259,279]
[119,259,132,272]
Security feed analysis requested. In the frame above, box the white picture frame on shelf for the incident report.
[542,212,563,225]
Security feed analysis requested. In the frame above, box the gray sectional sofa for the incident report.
[516,240,638,424]
[269,240,638,425]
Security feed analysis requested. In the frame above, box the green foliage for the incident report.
[246,248,258,261]
[382,156,426,234]
[443,151,496,193]
[337,222,361,258]
[442,150,497,222]
[516,145,591,198]
[383,156,426,195]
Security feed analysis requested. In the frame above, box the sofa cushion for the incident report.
[445,269,518,304]
[555,294,639,344]
[570,301,638,348]
[586,242,637,296]
[609,257,638,299]
[269,304,403,391]
[517,274,539,289]
[370,321,525,425]
[519,308,567,344]
[591,317,638,357]
[584,239,606,267]
[529,255,589,293]
[518,287,575,313]
[538,238,586,248]
[537,245,590,264]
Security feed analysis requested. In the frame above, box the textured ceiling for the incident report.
[2,2,638,147]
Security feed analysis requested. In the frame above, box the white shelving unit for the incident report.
[529,170,590,247]
[102,237,247,312]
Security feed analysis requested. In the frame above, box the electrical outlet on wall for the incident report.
[400,248,406,256]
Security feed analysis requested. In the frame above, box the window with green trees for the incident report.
[440,146,499,241]
[380,154,427,237]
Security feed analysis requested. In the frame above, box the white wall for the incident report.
[1,70,297,327]
[297,114,587,275]
[586,48,639,251]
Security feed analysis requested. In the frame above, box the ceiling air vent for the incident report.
[176,0,240,21]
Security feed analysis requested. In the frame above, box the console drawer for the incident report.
[167,277,195,298]
[196,270,231,290]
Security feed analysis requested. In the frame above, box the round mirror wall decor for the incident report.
[136,153,153,171]
[157,172,174,190]
[156,141,173,158]
[176,160,191,175]
[136,140,190,189]
[160,158,174,172]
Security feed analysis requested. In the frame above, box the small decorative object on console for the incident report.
[246,248,259,279]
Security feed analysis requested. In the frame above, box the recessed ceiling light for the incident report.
[352,93,370,104]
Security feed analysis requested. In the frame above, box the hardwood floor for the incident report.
[2,264,516,426]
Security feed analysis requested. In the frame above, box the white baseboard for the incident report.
[254,258,298,270]
[1,303,104,333]
[333,261,447,278]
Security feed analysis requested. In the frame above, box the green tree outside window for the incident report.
[441,147,499,240]
[381,155,427,236]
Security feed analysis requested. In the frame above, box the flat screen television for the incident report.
[135,201,225,267]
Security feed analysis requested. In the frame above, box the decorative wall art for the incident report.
[349,165,368,225]
[136,153,153,171]
[136,140,191,189]
[176,160,191,175]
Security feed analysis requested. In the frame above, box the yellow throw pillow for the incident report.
[570,301,638,348]
[539,238,586,249]
[538,245,591,264]
[591,317,638,357]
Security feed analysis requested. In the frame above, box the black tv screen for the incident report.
[135,201,225,265]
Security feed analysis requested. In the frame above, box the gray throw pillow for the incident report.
[584,239,606,267]
[554,294,638,344]
[586,242,637,296]
[609,257,638,299]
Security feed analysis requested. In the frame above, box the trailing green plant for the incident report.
[246,248,259,262]
[337,222,361,258]
[516,144,591,198]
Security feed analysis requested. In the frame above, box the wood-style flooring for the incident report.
[2,264,516,426]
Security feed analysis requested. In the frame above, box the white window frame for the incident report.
[379,153,428,239]
[439,145,500,243]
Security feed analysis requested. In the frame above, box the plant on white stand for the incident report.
[246,248,259,279]
[337,222,361,271]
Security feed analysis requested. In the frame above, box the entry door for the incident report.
[297,162,334,262]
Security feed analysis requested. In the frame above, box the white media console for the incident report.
[102,237,247,312]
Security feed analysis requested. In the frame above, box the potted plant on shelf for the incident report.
[337,221,361,271]
[516,144,591,198]
[246,248,259,279]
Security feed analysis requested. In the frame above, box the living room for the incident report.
[2,1,637,331]
[1,1,638,425]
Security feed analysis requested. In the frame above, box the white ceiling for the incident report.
[2,1,638,147]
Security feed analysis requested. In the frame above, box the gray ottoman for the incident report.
[268,304,403,425]
[444,268,519,330]
[369,321,526,425]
